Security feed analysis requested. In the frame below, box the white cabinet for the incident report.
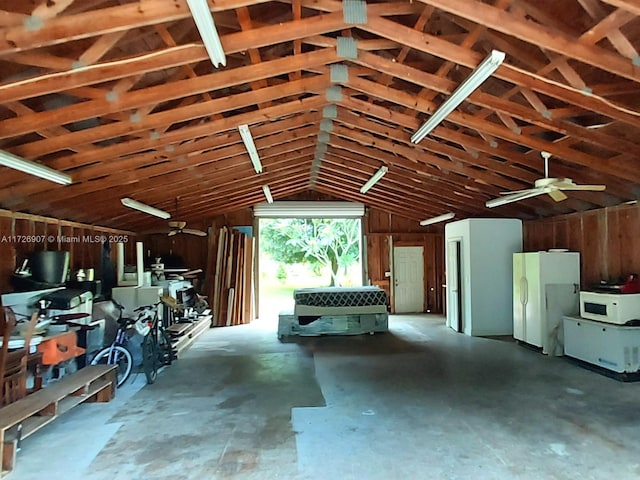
[111,286,163,321]
[513,252,580,355]
[564,316,640,373]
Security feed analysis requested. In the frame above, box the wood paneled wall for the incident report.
[197,207,446,314]
[524,202,640,288]
[143,228,209,272]
[0,209,135,294]
[365,209,445,313]
[0,205,445,315]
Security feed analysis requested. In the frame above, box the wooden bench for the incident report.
[0,364,117,477]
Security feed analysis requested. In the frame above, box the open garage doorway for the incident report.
[254,202,365,323]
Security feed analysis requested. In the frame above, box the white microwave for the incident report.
[580,291,640,325]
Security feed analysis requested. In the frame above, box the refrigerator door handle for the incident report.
[520,277,528,305]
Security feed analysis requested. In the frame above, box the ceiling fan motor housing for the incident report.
[534,177,573,189]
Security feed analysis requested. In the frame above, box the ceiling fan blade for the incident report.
[182,228,207,237]
[499,188,540,195]
[486,188,548,208]
[168,230,178,237]
[557,184,606,191]
[547,189,568,202]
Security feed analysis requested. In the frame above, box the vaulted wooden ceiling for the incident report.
[0,0,639,231]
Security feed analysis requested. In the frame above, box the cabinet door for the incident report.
[513,253,526,341]
[544,284,579,355]
[525,253,543,347]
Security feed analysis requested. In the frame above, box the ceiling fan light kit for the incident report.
[485,152,606,208]
[420,212,455,226]
[360,165,388,194]
[411,50,505,144]
[120,198,171,219]
[0,149,72,185]
[185,0,226,67]
[238,124,263,174]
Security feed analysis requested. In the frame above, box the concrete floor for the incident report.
[11,314,640,480]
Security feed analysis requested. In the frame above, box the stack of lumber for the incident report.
[211,227,255,327]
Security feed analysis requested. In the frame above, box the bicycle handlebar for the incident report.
[133,300,162,313]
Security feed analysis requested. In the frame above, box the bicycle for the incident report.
[89,300,135,388]
[137,301,175,385]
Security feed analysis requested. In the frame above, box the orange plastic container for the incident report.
[37,331,85,365]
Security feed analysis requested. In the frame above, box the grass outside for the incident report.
[258,276,327,320]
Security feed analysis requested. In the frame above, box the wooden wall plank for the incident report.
[606,208,622,282]
[524,203,640,288]
[0,211,134,295]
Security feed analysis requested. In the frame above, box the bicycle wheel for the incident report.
[158,328,175,366]
[90,345,133,388]
[141,334,158,384]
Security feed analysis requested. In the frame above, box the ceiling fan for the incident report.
[485,152,606,208]
[167,220,207,237]
[166,197,206,236]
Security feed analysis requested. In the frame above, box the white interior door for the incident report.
[393,246,424,313]
[447,240,462,332]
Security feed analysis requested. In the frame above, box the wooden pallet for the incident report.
[172,315,212,357]
[0,364,117,476]
[166,322,192,336]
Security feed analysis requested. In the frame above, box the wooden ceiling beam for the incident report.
[234,6,272,107]
[291,0,302,81]
[0,1,192,55]
[318,179,428,221]
[46,112,321,174]
[4,80,327,184]
[0,0,286,55]
[333,107,536,186]
[352,51,638,157]
[329,123,520,193]
[6,138,318,211]
[0,48,336,140]
[338,78,640,183]
[110,159,315,225]
[322,150,484,216]
[338,96,632,203]
[42,155,315,226]
[1,96,324,203]
[598,0,640,16]
[417,0,640,82]
[42,140,318,209]
[0,10,349,103]
[0,10,27,28]
[361,16,640,127]
[15,91,323,162]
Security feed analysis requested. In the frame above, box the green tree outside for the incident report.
[260,218,361,286]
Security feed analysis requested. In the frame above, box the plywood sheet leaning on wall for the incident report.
[209,227,254,327]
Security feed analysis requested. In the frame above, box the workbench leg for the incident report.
[1,438,17,475]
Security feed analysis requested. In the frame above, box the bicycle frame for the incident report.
[105,326,128,363]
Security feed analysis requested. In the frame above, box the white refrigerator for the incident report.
[513,251,580,355]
